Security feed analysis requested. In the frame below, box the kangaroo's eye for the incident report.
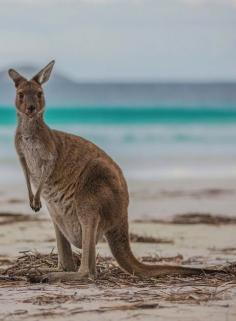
[18,92,24,99]
[37,92,43,99]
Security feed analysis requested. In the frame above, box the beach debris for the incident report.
[101,233,173,244]
[6,198,25,204]
[129,233,173,244]
[0,212,46,226]
[172,213,236,225]
[134,213,236,225]
[0,275,24,281]
[2,212,236,227]
[2,250,236,283]
[141,254,183,263]
[130,188,235,200]
[1,251,236,307]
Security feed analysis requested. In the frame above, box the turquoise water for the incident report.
[1,106,236,125]
[1,105,236,182]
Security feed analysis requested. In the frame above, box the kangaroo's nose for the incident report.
[28,105,36,113]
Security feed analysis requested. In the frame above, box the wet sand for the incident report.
[0,178,236,321]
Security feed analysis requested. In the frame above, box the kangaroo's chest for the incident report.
[19,136,45,180]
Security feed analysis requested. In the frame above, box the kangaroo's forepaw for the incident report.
[30,197,42,212]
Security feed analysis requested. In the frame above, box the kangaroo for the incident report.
[8,61,217,282]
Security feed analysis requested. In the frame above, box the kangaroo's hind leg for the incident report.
[53,222,76,271]
[77,210,100,278]
[47,204,76,272]
[31,206,100,283]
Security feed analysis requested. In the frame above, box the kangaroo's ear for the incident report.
[32,60,55,85]
[8,69,27,88]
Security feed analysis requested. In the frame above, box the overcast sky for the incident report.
[0,0,236,81]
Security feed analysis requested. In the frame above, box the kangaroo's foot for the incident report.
[30,262,76,274]
[25,266,61,278]
[28,271,95,283]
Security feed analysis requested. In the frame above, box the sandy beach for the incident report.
[0,177,236,321]
[1,1,236,320]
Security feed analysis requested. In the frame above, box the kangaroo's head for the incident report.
[8,60,55,118]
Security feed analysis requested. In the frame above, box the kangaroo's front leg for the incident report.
[18,154,43,212]
[18,155,35,211]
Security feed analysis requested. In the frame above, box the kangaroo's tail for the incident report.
[105,222,218,277]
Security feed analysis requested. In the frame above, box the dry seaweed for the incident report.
[172,213,236,225]
[140,254,183,263]
[131,188,234,200]
[129,233,173,244]
[101,233,173,244]
[1,251,236,307]
[0,212,46,226]
[134,213,236,225]
[23,293,78,305]
[2,212,236,227]
[2,250,236,286]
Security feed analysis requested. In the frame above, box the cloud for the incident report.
[0,0,236,81]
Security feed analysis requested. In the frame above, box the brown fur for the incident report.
[8,61,217,282]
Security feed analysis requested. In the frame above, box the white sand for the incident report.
[0,177,236,321]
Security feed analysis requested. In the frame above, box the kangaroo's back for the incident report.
[48,128,128,194]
